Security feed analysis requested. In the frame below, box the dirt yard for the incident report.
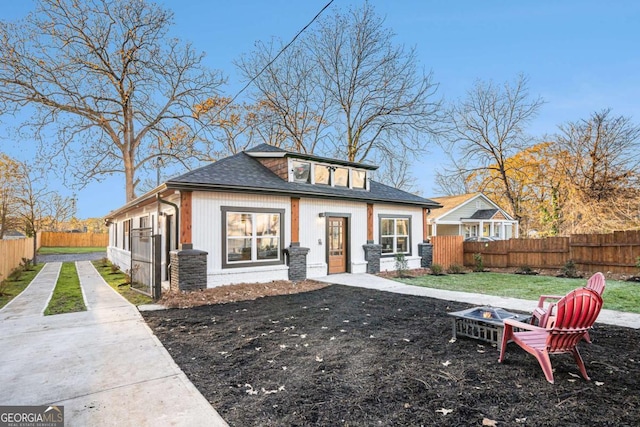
[143,283,640,426]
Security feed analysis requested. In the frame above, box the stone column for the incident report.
[418,242,433,268]
[169,244,208,291]
[284,243,310,281]
[362,241,382,274]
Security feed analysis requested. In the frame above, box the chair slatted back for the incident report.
[547,288,603,353]
[586,272,606,295]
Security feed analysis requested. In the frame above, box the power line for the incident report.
[213,0,335,118]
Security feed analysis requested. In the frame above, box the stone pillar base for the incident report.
[169,248,208,291]
[363,242,382,274]
[284,244,310,281]
[418,243,433,268]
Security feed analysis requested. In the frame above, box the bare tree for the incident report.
[0,153,22,239]
[439,74,544,221]
[236,3,440,187]
[13,162,52,264]
[555,109,640,203]
[0,0,224,202]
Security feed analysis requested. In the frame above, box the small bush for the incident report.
[561,259,580,278]
[99,257,109,267]
[514,265,537,275]
[394,253,409,278]
[447,263,466,274]
[472,253,484,272]
[20,258,33,271]
[110,263,120,274]
[430,264,445,276]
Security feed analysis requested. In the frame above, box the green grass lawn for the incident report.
[44,262,87,315]
[92,260,152,306]
[0,263,46,309]
[396,272,640,313]
[38,246,106,254]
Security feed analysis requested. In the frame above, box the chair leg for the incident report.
[498,324,513,363]
[532,350,555,384]
[583,331,592,344]
[571,348,591,381]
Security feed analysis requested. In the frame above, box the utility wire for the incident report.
[212,0,335,119]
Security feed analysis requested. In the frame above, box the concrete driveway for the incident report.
[0,261,228,426]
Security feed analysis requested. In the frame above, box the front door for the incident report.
[328,217,347,274]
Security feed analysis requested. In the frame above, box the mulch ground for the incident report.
[142,284,640,427]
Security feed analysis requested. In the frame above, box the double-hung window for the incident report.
[379,216,411,255]
[223,208,284,268]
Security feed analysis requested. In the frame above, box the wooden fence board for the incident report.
[40,232,108,247]
[462,231,640,274]
[0,237,35,280]
[432,235,464,268]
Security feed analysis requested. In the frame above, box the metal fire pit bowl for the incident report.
[448,306,531,350]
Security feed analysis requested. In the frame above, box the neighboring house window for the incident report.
[352,170,366,189]
[333,167,349,187]
[292,161,311,183]
[379,216,411,255]
[222,207,285,268]
[139,216,148,228]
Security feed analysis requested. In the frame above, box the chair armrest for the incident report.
[537,295,563,308]
[503,318,545,331]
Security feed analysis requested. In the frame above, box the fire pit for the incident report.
[448,306,530,350]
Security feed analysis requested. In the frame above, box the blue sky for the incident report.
[2,0,639,218]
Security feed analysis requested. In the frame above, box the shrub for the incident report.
[110,263,120,274]
[430,264,444,276]
[514,265,537,275]
[447,263,466,274]
[20,258,33,271]
[561,259,580,278]
[472,253,484,272]
[395,253,409,278]
[99,257,109,267]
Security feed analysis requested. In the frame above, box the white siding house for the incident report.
[105,144,442,288]
[427,193,518,240]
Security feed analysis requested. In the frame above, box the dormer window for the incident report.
[288,158,369,190]
[292,161,311,183]
[333,167,349,187]
[352,170,366,189]
[314,164,330,185]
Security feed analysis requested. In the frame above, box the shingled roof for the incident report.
[166,147,440,208]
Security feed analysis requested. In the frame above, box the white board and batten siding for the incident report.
[299,198,369,277]
[375,204,424,272]
[192,192,291,287]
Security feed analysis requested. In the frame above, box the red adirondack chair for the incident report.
[499,287,603,383]
[531,272,606,343]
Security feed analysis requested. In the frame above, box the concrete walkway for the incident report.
[316,273,640,329]
[0,261,228,427]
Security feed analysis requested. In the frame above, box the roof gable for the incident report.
[429,193,514,221]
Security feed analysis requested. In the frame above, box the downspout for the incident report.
[157,194,180,249]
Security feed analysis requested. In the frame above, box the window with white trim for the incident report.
[379,216,411,255]
[222,208,284,268]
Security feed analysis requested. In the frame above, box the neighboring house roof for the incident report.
[428,192,515,222]
[469,209,499,220]
[3,230,25,238]
[106,144,441,218]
